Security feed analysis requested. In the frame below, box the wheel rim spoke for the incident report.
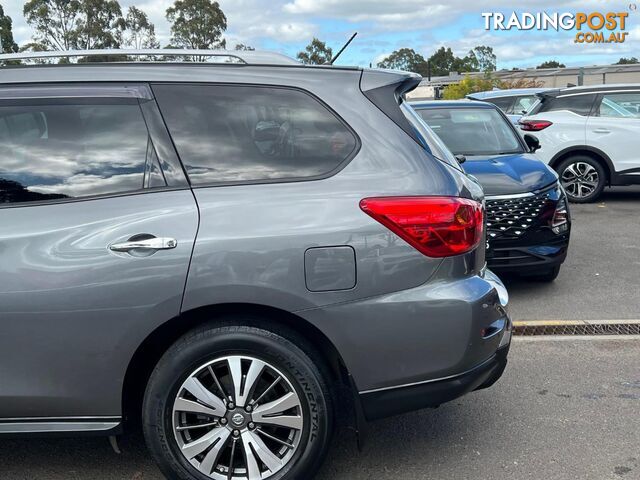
[197,428,232,474]
[253,391,300,417]
[251,376,281,406]
[241,431,262,480]
[255,414,303,430]
[255,428,295,449]
[182,377,227,414]
[241,430,285,473]
[174,398,220,417]
[228,356,266,407]
[182,426,229,460]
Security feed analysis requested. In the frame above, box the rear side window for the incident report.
[153,84,358,185]
[485,96,515,113]
[0,100,161,205]
[538,94,597,116]
[596,92,640,118]
[512,96,538,115]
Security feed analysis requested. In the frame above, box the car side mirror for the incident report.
[454,154,466,165]
[524,133,541,152]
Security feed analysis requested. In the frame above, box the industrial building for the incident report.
[407,62,640,100]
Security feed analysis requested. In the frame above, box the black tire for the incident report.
[142,323,333,480]
[524,265,561,282]
[556,155,606,203]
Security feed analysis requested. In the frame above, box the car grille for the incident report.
[486,190,551,240]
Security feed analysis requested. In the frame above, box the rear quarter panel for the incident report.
[182,70,473,313]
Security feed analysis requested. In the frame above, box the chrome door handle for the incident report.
[593,128,611,134]
[109,237,177,252]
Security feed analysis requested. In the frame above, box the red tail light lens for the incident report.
[359,196,484,257]
[519,119,553,131]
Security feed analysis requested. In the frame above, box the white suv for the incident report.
[520,84,640,202]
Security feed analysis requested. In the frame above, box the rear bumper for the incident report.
[359,343,510,420]
[299,265,511,399]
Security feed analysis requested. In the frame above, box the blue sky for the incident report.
[3,0,639,69]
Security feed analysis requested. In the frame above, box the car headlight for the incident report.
[549,184,569,234]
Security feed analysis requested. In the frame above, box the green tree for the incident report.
[427,47,457,76]
[166,0,227,54]
[23,0,125,53]
[297,38,332,65]
[73,0,125,50]
[428,46,479,76]
[615,57,639,64]
[469,45,496,72]
[0,5,19,54]
[234,43,255,51]
[124,6,159,49]
[377,48,428,76]
[536,60,565,69]
[442,75,496,99]
[23,0,82,51]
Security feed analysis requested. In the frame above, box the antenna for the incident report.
[329,32,358,65]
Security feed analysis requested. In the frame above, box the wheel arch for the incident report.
[121,302,358,431]
[549,146,614,184]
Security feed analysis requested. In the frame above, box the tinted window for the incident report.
[486,96,515,113]
[0,101,159,205]
[153,85,358,185]
[539,94,596,116]
[401,103,461,170]
[417,107,522,156]
[597,92,640,118]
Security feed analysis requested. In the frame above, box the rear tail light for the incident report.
[359,196,484,257]
[519,119,553,131]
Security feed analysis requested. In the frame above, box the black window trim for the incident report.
[151,82,362,189]
[0,82,189,210]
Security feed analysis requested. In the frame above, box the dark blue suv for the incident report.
[411,100,571,282]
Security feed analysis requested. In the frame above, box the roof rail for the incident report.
[0,49,301,66]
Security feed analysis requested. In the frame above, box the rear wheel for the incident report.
[556,155,606,203]
[143,324,332,480]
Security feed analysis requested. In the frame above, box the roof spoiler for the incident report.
[360,70,423,143]
[536,89,561,98]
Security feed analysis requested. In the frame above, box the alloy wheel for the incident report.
[560,161,600,199]
[172,355,304,480]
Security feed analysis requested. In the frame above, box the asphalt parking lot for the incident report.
[1,186,639,480]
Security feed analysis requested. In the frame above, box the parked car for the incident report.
[467,88,551,125]
[520,84,640,202]
[0,49,511,480]
[412,100,571,282]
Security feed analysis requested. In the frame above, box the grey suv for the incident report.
[0,49,511,480]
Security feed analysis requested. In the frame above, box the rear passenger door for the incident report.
[0,85,198,422]
[586,91,640,175]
